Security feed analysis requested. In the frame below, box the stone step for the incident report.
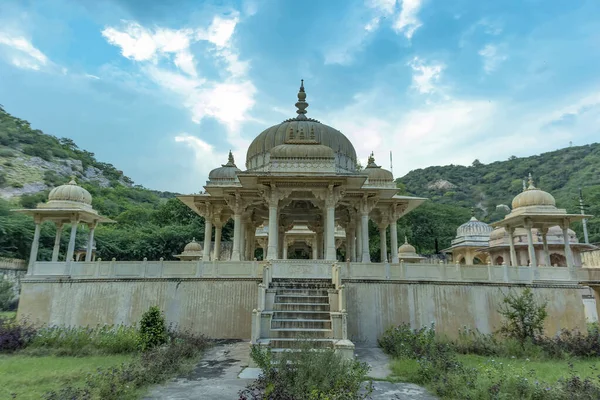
[268,338,335,349]
[275,295,330,304]
[271,319,332,329]
[272,311,331,320]
[270,280,334,290]
[275,289,330,296]
[269,328,333,339]
[274,303,331,312]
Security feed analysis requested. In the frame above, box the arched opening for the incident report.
[459,256,466,265]
[473,257,483,265]
[550,253,567,267]
[495,256,504,265]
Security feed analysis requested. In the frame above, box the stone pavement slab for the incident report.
[145,342,437,399]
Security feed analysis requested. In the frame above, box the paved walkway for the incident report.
[144,342,436,400]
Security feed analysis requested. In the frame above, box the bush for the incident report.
[498,288,548,346]
[240,344,373,400]
[0,280,15,310]
[536,325,600,358]
[0,318,37,352]
[378,322,441,359]
[138,306,167,351]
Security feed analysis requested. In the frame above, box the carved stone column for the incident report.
[562,221,574,268]
[259,185,290,260]
[28,217,42,271]
[524,219,537,267]
[85,221,97,262]
[541,228,550,267]
[358,194,378,263]
[213,224,222,261]
[315,185,345,261]
[199,203,214,261]
[66,216,79,263]
[225,193,249,261]
[507,227,518,266]
[52,222,63,262]
[355,218,362,262]
[388,203,405,264]
[379,223,388,263]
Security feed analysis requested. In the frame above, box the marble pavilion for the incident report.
[177,81,426,263]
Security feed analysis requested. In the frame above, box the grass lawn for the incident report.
[0,311,16,320]
[0,354,133,400]
[390,354,600,384]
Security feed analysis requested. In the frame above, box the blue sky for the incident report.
[0,0,599,193]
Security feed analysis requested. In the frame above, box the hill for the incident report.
[395,144,600,252]
[0,105,226,261]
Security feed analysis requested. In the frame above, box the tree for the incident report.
[498,288,548,345]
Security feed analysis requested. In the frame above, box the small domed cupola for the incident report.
[511,173,556,210]
[41,177,93,210]
[456,211,493,237]
[174,238,204,261]
[207,151,241,186]
[362,152,394,186]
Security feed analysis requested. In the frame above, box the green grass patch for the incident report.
[390,355,599,385]
[0,311,16,320]
[0,354,132,400]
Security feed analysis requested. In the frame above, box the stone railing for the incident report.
[0,257,27,270]
[25,259,598,284]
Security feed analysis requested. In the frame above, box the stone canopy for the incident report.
[178,81,426,263]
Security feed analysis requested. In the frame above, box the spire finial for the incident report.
[222,150,237,168]
[404,235,408,244]
[366,152,378,168]
[527,173,536,190]
[295,79,308,120]
[68,175,77,185]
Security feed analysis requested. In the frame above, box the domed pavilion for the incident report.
[443,212,493,265]
[490,173,593,268]
[178,81,426,262]
[14,178,114,271]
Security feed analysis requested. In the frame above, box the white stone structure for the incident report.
[443,214,493,265]
[178,82,426,264]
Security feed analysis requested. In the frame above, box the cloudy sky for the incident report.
[0,0,599,193]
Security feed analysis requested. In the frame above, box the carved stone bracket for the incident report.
[225,192,251,215]
[313,185,346,208]
[258,184,292,208]
[357,194,379,216]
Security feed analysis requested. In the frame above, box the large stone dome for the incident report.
[511,174,556,209]
[245,81,357,173]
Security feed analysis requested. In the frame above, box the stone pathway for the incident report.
[144,341,436,400]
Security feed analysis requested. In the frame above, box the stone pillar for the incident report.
[282,235,288,259]
[231,213,242,261]
[347,226,355,262]
[312,237,318,259]
[325,203,336,261]
[85,222,97,262]
[66,219,79,263]
[525,223,537,267]
[52,223,63,262]
[379,224,388,263]
[214,225,222,261]
[203,219,213,261]
[356,219,362,262]
[267,205,278,260]
[28,220,42,271]
[563,223,574,268]
[361,213,370,263]
[239,220,246,261]
[541,228,550,267]
[390,219,399,264]
[507,227,518,266]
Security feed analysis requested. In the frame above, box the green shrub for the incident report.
[498,287,548,346]
[378,322,441,359]
[0,280,14,310]
[137,306,167,351]
[0,148,15,157]
[23,143,52,161]
[240,344,373,400]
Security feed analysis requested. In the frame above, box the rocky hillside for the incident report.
[0,105,134,199]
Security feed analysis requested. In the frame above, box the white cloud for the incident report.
[0,33,52,71]
[102,15,255,148]
[174,134,230,181]
[478,43,508,74]
[85,73,100,80]
[408,57,445,94]
[393,0,424,39]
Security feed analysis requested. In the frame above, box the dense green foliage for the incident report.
[137,306,167,351]
[0,281,15,311]
[397,144,600,253]
[498,288,548,346]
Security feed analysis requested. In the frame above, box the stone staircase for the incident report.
[251,265,354,358]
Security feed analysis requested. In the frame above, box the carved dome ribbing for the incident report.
[47,178,92,206]
[183,238,202,252]
[270,144,335,159]
[457,216,492,237]
[246,82,357,173]
[511,174,556,209]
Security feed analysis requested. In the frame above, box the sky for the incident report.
[0,0,599,194]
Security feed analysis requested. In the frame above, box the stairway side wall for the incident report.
[18,279,258,339]
[18,279,588,343]
[345,281,589,347]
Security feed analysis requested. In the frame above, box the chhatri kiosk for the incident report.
[178,81,425,264]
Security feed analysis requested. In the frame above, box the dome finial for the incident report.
[222,150,237,168]
[527,173,536,190]
[295,79,308,120]
[68,175,77,185]
[366,152,379,168]
[404,235,408,244]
